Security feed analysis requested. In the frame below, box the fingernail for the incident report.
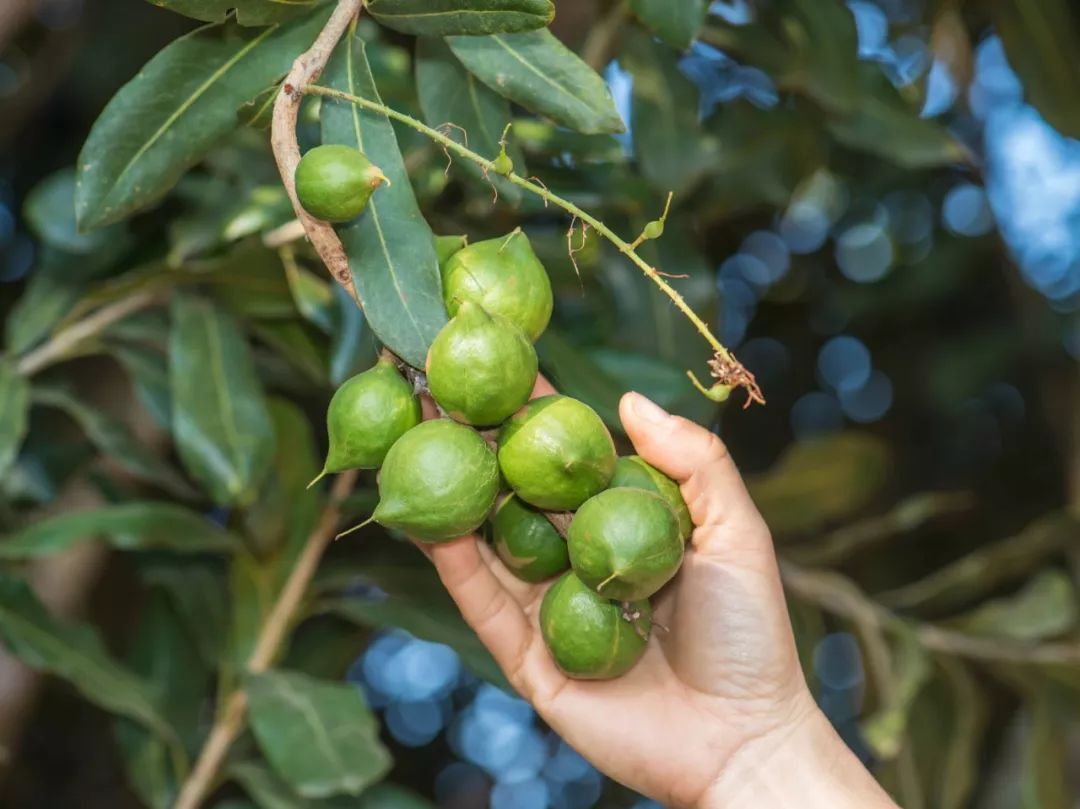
[630,392,670,424]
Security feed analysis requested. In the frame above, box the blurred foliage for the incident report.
[1,0,1079,807]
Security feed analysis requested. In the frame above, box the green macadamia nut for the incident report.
[321,357,420,473]
[568,487,683,601]
[540,571,651,680]
[491,494,569,582]
[497,395,615,511]
[295,144,388,223]
[609,455,693,542]
[441,230,553,342]
[372,419,499,543]
[426,301,538,426]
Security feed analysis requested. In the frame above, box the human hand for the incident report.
[429,386,897,809]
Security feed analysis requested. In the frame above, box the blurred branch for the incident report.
[15,290,159,376]
[784,491,974,567]
[780,561,1080,666]
[581,1,627,70]
[875,512,1078,613]
[269,0,363,306]
[173,471,357,809]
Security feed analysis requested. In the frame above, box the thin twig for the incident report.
[262,218,307,248]
[779,560,1080,666]
[270,0,364,303]
[304,83,764,405]
[16,290,158,376]
[173,471,358,809]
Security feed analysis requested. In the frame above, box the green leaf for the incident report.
[415,37,524,204]
[24,169,130,255]
[115,592,209,809]
[5,258,85,355]
[368,0,553,36]
[329,283,371,386]
[447,30,626,135]
[76,8,332,229]
[535,330,623,431]
[0,502,239,559]
[238,81,282,128]
[169,295,275,505]
[747,432,891,535]
[110,343,173,429]
[246,669,392,798]
[0,572,179,747]
[622,31,718,195]
[827,65,968,168]
[946,570,1077,641]
[230,760,381,809]
[32,385,197,499]
[993,0,1080,140]
[141,557,229,667]
[861,628,932,759]
[628,0,706,51]
[0,362,30,479]
[283,253,336,333]
[315,546,509,689]
[147,0,326,26]
[321,34,448,368]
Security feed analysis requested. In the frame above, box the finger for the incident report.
[530,374,556,399]
[619,392,763,534]
[428,536,532,680]
[475,538,542,608]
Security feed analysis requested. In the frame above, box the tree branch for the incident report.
[15,290,158,376]
[172,471,358,809]
[303,83,764,406]
[270,0,364,304]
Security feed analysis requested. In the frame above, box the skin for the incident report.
[424,378,900,809]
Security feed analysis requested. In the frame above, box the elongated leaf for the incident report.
[629,0,706,50]
[415,37,524,204]
[141,558,229,667]
[76,8,332,228]
[329,283,370,385]
[0,502,238,558]
[321,34,448,367]
[747,432,891,535]
[861,628,932,759]
[368,0,552,36]
[623,30,718,196]
[447,30,625,135]
[993,0,1080,140]
[147,0,324,26]
[535,330,623,431]
[115,593,209,809]
[5,259,85,355]
[169,295,275,506]
[33,386,196,499]
[0,573,178,744]
[247,669,392,798]
[828,65,968,168]
[24,169,129,255]
[0,362,29,479]
[111,343,173,429]
[231,761,407,809]
[946,570,1077,641]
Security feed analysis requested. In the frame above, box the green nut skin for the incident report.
[539,571,651,680]
[491,494,569,583]
[610,455,693,542]
[442,231,553,342]
[568,488,683,601]
[426,301,538,426]
[295,144,387,223]
[373,419,499,543]
[323,358,421,472]
[497,395,616,511]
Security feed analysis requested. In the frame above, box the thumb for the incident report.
[618,392,764,535]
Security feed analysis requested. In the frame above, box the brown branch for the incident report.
[779,560,1080,666]
[269,0,364,303]
[172,471,358,809]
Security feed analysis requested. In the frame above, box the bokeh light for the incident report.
[835,222,893,283]
[817,336,872,393]
[838,370,894,423]
[942,183,994,237]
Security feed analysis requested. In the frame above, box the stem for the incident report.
[15,290,158,376]
[779,559,1080,666]
[173,471,358,809]
[303,83,764,405]
[270,0,364,304]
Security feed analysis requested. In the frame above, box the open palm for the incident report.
[428,388,816,808]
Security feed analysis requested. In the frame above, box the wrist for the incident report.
[695,693,897,809]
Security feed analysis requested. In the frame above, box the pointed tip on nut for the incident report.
[368,167,391,188]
